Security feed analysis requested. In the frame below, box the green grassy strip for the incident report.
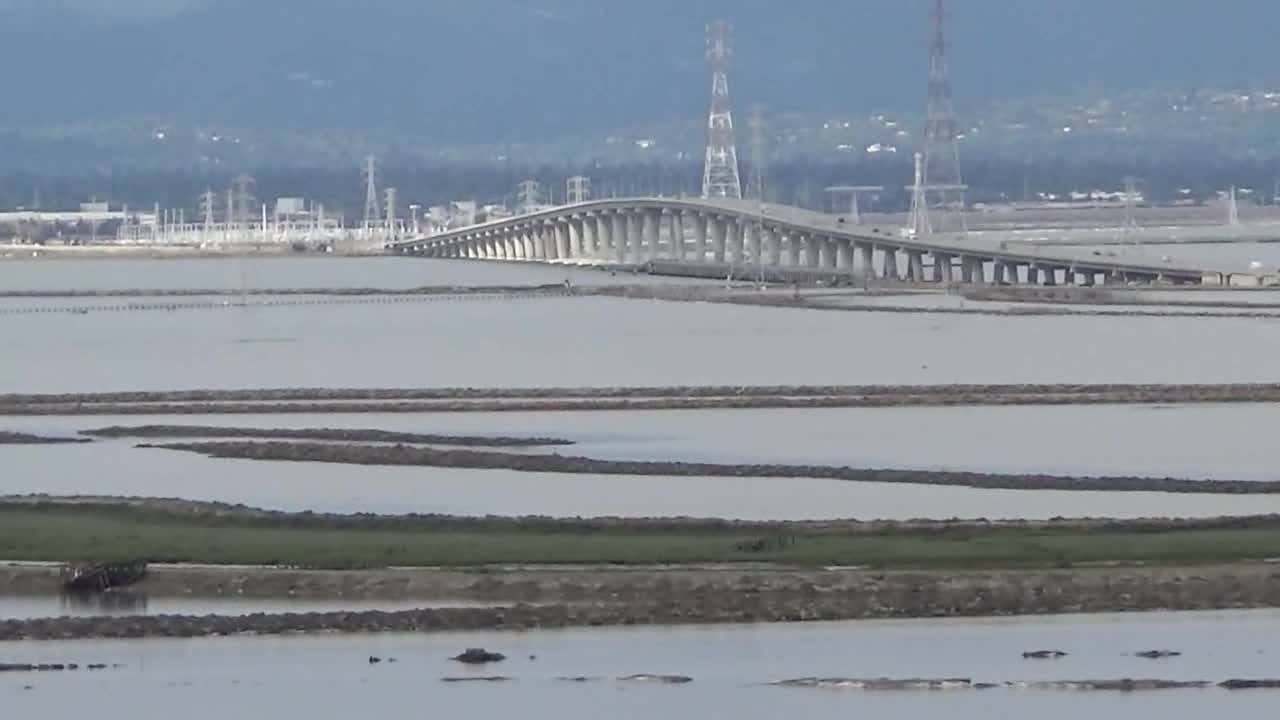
[4,506,1280,570]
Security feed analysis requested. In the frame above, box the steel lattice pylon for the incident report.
[702,20,742,200]
[362,156,381,230]
[918,0,966,237]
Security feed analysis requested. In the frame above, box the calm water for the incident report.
[14,403,1271,480]
[0,256,676,292]
[2,611,1278,719]
[5,256,1280,519]
[5,293,1280,393]
[5,419,1280,520]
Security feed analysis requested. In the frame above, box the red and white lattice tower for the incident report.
[917,0,966,237]
[702,20,743,200]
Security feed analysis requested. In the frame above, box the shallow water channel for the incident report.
[3,610,1279,719]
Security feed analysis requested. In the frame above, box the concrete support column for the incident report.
[970,257,986,284]
[596,215,612,260]
[1063,268,1077,286]
[907,251,925,282]
[538,227,550,261]
[1026,265,1040,285]
[626,212,643,262]
[805,235,821,268]
[933,253,953,283]
[554,224,568,260]
[787,232,802,267]
[711,216,727,264]
[724,218,742,266]
[566,219,582,259]
[859,244,875,281]
[670,211,685,260]
[1041,266,1058,287]
[612,213,627,264]
[503,235,516,260]
[693,214,709,262]
[582,216,598,257]
[745,223,761,265]
[837,239,854,272]
[643,209,660,262]
[993,260,1008,284]
[765,227,781,266]
[881,246,898,280]
[825,238,839,270]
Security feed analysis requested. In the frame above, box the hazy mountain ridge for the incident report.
[4,0,1280,145]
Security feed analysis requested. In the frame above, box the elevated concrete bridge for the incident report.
[391,198,1270,287]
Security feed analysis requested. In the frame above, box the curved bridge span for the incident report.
[391,198,1269,287]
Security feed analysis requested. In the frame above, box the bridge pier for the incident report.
[581,216,597,257]
[933,253,953,283]
[593,215,609,259]
[522,228,535,260]
[992,260,1009,284]
[670,211,686,260]
[785,232,801,267]
[693,214,709,262]
[609,213,625,264]
[857,243,874,282]
[643,210,660,262]
[837,239,855,273]
[570,218,585,258]
[711,216,727,263]
[765,227,781,266]
[907,251,925,283]
[881,247,898,280]
[745,223,761,265]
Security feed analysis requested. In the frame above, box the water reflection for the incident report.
[0,594,494,621]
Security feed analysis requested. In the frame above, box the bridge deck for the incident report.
[392,198,1270,284]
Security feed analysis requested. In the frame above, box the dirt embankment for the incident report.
[84,425,572,448]
[5,382,1280,416]
[2,564,1279,641]
[142,439,1280,495]
[0,432,91,445]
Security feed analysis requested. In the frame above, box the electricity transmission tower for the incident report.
[702,20,742,200]
[199,188,217,229]
[567,176,592,204]
[385,187,398,238]
[517,180,542,212]
[231,175,255,227]
[362,156,381,229]
[918,0,966,236]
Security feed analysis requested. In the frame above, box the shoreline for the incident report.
[4,499,1280,640]
[142,438,1280,495]
[2,562,1279,641]
[7,382,1280,416]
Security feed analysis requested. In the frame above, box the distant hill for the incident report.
[3,0,1279,146]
